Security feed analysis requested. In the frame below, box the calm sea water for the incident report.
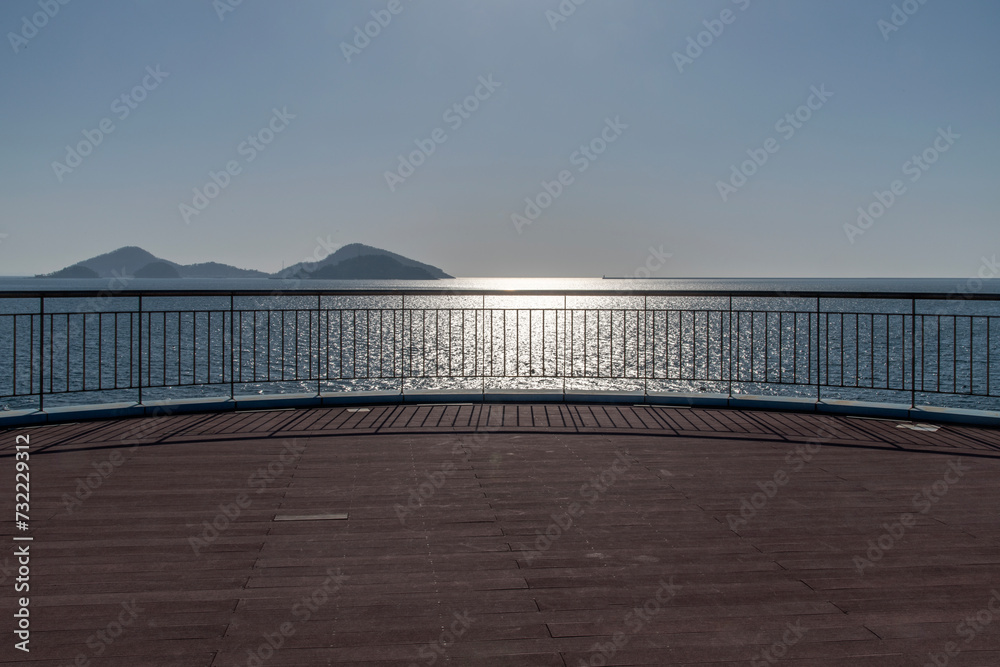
[2,277,999,412]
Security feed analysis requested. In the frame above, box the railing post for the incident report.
[563,294,567,399]
[38,296,44,412]
[229,294,235,401]
[316,294,322,398]
[484,294,488,398]
[910,298,916,410]
[727,296,732,399]
[400,293,405,397]
[137,295,143,405]
[643,295,647,400]
[815,297,821,405]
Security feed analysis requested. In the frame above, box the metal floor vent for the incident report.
[897,423,940,432]
[273,513,349,521]
[346,408,370,413]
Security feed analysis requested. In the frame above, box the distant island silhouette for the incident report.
[274,243,451,280]
[46,264,101,279]
[37,243,452,280]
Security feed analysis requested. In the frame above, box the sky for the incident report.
[0,0,997,278]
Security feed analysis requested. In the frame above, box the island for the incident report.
[37,243,452,280]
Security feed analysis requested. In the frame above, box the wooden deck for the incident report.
[3,404,1000,665]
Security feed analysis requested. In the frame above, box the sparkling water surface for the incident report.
[2,277,999,412]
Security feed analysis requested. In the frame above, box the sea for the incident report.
[2,277,999,413]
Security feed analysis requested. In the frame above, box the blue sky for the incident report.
[1,0,997,277]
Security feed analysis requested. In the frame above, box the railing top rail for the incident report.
[0,288,998,300]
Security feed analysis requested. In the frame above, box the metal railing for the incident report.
[1,289,998,412]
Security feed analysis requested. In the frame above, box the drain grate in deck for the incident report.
[273,513,349,521]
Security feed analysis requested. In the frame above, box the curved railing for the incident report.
[1,288,999,421]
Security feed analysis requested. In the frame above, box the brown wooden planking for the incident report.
[3,406,1000,664]
[9,403,1000,453]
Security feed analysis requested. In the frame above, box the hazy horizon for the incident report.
[2,1,997,279]
[5,244,1000,283]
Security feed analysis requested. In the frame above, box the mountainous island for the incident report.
[37,244,452,280]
